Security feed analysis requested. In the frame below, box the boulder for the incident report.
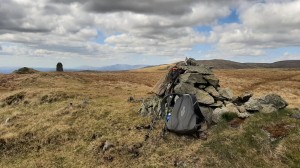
[259,94,288,109]
[203,75,219,88]
[195,90,215,105]
[212,108,229,123]
[174,82,197,94]
[218,88,234,100]
[205,86,220,97]
[244,98,262,112]
[180,65,213,75]
[179,73,207,84]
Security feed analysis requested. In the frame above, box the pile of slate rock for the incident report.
[139,59,288,125]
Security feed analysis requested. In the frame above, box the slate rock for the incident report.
[225,103,240,114]
[203,75,219,88]
[237,105,247,113]
[218,88,234,100]
[244,98,262,112]
[199,106,213,125]
[259,94,288,109]
[180,65,213,75]
[212,108,226,123]
[195,90,215,105]
[205,86,220,97]
[179,73,207,84]
[174,82,197,94]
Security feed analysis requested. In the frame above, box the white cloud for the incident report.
[0,0,299,66]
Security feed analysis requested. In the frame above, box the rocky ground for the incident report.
[0,68,299,167]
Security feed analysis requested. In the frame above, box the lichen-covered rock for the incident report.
[225,103,240,114]
[174,82,197,94]
[244,98,262,112]
[205,86,220,97]
[259,94,288,109]
[212,108,227,123]
[179,73,207,84]
[218,88,234,100]
[203,75,219,88]
[195,90,215,105]
[180,65,213,75]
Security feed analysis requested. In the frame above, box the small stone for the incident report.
[205,86,220,97]
[290,114,300,119]
[218,88,234,100]
[197,85,207,89]
[5,118,10,124]
[102,141,114,152]
[237,105,247,113]
[195,90,215,105]
[203,75,219,88]
[237,112,250,119]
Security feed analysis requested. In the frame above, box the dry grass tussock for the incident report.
[0,69,299,167]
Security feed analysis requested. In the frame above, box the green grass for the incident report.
[0,72,299,168]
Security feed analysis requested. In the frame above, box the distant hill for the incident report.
[195,59,300,69]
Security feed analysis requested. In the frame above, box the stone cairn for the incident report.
[139,59,288,125]
[56,62,64,72]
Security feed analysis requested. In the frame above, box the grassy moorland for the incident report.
[0,67,299,167]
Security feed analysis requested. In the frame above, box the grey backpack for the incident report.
[161,94,205,135]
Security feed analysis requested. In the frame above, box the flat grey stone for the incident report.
[179,73,207,84]
[195,89,215,105]
[180,65,213,75]
[203,75,219,88]
[205,86,220,97]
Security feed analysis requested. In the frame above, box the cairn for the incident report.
[56,62,64,72]
[140,58,288,125]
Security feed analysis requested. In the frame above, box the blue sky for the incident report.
[0,0,299,68]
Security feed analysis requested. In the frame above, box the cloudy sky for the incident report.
[0,0,299,68]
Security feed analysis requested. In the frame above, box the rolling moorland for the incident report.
[0,65,300,167]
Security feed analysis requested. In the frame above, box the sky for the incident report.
[0,0,299,68]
